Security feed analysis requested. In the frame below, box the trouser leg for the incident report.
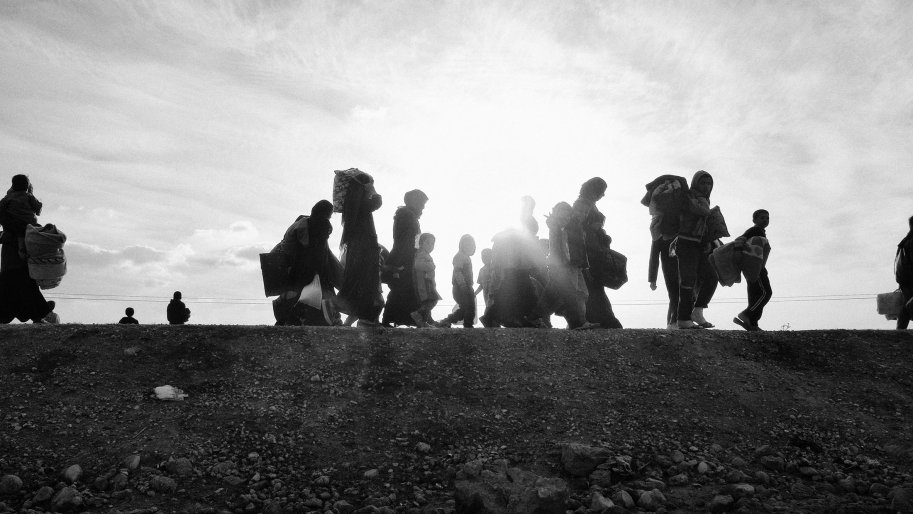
[659,239,679,324]
[898,284,913,330]
[694,247,717,309]
[746,274,772,324]
[676,240,700,322]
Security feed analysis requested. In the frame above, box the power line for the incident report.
[42,292,881,307]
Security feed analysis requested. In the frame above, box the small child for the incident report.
[476,248,493,307]
[119,307,139,324]
[410,233,441,327]
[733,209,772,331]
[437,235,477,328]
[0,174,42,259]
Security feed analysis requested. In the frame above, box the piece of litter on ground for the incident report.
[153,385,188,401]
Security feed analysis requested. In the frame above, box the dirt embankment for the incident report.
[1,325,912,514]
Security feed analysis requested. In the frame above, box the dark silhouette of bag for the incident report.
[601,249,628,290]
[259,253,287,297]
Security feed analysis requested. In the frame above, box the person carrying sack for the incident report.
[895,215,913,330]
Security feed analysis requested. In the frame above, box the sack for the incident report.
[601,248,628,290]
[877,290,905,317]
[741,236,767,282]
[332,168,363,213]
[710,242,742,287]
[649,180,685,215]
[25,224,67,289]
[259,253,287,297]
[297,275,323,309]
[707,206,729,239]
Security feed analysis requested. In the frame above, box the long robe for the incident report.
[338,180,383,321]
[382,206,421,325]
[0,230,50,324]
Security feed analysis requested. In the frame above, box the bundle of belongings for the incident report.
[876,290,906,320]
[25,223,67,289]
[640,175,688,237]
[597,247,628,290]
[332,168,368,213]
[709,236,770,287]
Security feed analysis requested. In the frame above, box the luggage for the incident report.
[259,252,288,297]
[601,248,628,290]
[877,290,905,319]
[707,206,730,239]
[25,223,66,290]
[710,242,741,287]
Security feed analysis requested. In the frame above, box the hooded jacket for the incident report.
[897,231,913,285]
[677,170,713,242]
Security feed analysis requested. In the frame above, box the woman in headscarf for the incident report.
[894,215,913,330]
[573,177,622,329]
[338,172,384,326]
[269,200,341,325]
[0,174,51,324]
[675,170,717,329]
[382,189,428,326]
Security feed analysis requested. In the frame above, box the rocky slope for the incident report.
[0,325,912,513]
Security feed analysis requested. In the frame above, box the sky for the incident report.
[1,0,911,328]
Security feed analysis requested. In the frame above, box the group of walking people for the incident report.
[267,171,628,329]
[265,168,777,331]
[3,170,911,330]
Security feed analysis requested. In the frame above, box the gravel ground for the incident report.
[0,324,912,513]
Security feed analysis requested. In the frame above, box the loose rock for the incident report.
[0,475,22,495]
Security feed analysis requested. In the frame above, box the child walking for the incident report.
[410,233,442,327]
[733,209,772,331]
[438,234,477,328]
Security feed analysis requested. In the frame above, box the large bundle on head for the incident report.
[332,168,370,213]
[25,223,67,289]
[641,175,688,215]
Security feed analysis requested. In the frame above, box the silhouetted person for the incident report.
[337,170,384,326]
[119,307,139,324]
[0,174,42,260]
[410,233,441,327]
[167,291,190,324]
[895,215,913,330]
[0,174,51,324]
[42,300,60,324]
[269,200,341,325]
[437,234,477,328]
[642,175,687,328]
[537,202,587,329]
[734,210,772,331]
[383,189,428,326]
[675,171,718,329]
[573,177,621,329]
[520,195,539,237]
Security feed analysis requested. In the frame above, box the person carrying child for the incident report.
[410,233,442,327]
[733,209,772,331]
[437,234,477,328]
[0,174,42,260]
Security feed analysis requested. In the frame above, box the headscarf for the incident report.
[690,170,713,199]
[579,177,607,201]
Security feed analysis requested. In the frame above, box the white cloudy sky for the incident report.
[1,0,911,328]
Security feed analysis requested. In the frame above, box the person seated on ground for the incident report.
[167,291,190,325]
[42,300,60,324]
[119,307,139,324]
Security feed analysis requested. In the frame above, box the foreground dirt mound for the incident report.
[0,325,912,514]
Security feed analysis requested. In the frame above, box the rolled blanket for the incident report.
[332,168,366,213]
[25,223,67,289]
[710,242,742,287]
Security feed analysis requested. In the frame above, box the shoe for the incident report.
[356,319,379,328]
[573,322,601,330]
[692,307,712,327]
[432,320,451,328]
[666,322,678,330]
[677,320,704,330]
[410,311,429,328]
[733,314,758,332]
